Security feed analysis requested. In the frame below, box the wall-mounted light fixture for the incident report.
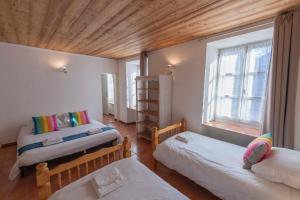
[58,66,69,74]
[165,64,175,76]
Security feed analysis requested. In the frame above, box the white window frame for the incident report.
[213,40,272,128]
[126,60,140,110]
[107,74,114,104]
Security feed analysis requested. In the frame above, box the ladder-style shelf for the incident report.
[135,74,172,141]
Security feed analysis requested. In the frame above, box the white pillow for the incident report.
[57,113,71,128]
[252,147,300,190]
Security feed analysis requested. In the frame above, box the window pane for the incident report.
[216,97,240,119]
[247,41,272,73]
[241,41,272,124]
[215,47,245,120]
[240,98,263,124]
[244,73,267,97]
[219,47,245,76]
[214,40,271,127]
[218,76,243,97]
[126,61,140,109]
[107,74,114,104]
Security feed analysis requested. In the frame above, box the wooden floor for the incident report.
[0,115,220,200]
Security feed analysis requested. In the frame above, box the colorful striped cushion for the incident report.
[69,110,90,127]
[32,115,59,134]
[243,133,272,169]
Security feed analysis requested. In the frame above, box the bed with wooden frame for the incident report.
[36,136,188,200]
[152,119,300,200]
[9,119,122,180]
[152,119,186,150]
[36,137,131,200]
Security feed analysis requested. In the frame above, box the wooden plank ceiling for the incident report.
[0,0,300,59]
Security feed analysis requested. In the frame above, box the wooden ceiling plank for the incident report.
[46,0,92,50]
[0,24,7,42]
[79,0,208,54]
[9,0,30,45]
[106,1,288,58]
[69,0,149,53]
[98,0,286,57]
[50,0,112,51]
[1,0,300,58]
[88,0,234,55]
[63,0,134,51]
[38,0,73,48]
[100,0,293,56]
[28,0,49,46]
[88,0,231,55]
[0,0,19,43]
[142,0,292,50]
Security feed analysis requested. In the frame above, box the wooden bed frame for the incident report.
[152,118,186,150]
[152,119,186,168]
[36,137,131,200]
[21,138,117,177]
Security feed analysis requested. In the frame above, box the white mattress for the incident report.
[48,158,189,200]
[9,120,122,180]
[153,131,300,200]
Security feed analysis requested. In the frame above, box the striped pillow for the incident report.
[243,133,272,169]
[69,110,90,127]
[32,115,59,134]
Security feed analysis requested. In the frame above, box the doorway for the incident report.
[101,73,117,123]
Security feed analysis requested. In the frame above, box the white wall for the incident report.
[148,22,275,147]
[101,74,109,115]
[117,57,139,123]
[118,59,128,123]
[0,42,117,145]
[148,40,206,131]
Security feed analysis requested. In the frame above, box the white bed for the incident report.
[153,131,300,200]
[9,120,122,180]
[48,157,189,200]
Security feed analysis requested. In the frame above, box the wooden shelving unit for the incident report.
[135,75,172,141]
[137,99,159,104]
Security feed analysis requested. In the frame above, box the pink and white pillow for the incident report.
[243,133,272,169]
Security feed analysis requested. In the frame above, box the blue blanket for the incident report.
[18,127,115,156]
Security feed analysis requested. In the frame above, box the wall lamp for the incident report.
[58,66,69,74]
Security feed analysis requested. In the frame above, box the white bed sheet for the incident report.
[153,131,300,200]
[9,120,122,180]
[49,158,189,200]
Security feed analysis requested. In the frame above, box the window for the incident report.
[107,74,114,104]
[126,60,140,109]
[208,40,272,129]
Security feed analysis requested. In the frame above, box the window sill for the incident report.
[127,107,136,111]
[203,120,261,137]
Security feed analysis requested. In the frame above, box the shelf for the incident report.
[137,88,159,91]
[137,110,159,117]
[137,120,158,129]
[137,99,159,104]
[137,131,152,141]
[136,76,158,81]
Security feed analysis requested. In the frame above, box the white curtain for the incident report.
[216,41,271,126]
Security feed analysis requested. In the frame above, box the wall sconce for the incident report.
[165,64,175,76]
[58,66,69,74]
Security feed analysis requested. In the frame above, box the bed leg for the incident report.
[20,167,25,177]
[154,159,158,169]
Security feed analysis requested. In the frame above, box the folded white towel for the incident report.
[88,128,102,135]
[175,135,188,143]
[42,137,63,146]
[92,176,126,198]
[92,167,127,198]
[93,167,121,187]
